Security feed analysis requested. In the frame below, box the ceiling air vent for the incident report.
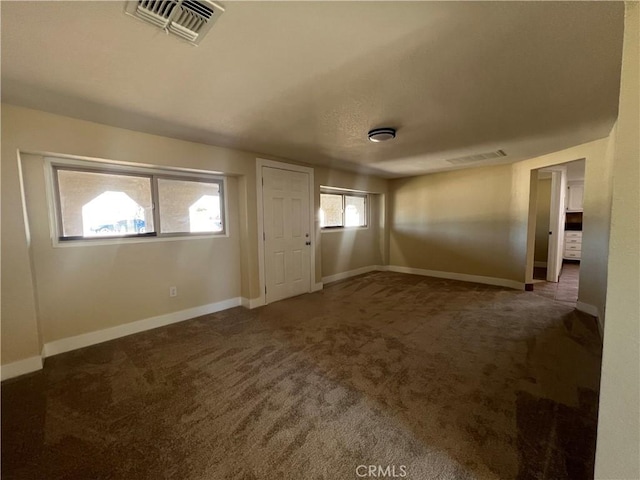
[446,149,507,166]
[125,0,224,46]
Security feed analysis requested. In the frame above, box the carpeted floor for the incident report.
[1,272,602,480]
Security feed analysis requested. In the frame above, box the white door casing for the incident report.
[261,166,311,303]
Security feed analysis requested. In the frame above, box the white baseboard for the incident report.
[386,265,524,290]
[1,356,43,381]
[0,265,531,381]
[576,301,599,317]
[43,297,242,358]
[312,282,324,292]
[248,297,265,309]
[597,317,604,338]
[322,265,383,284]
[534,261,548,268]
[576,301,603,337]
[320,264,522,290]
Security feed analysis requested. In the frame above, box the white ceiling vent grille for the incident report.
[125,0,224,46]
[446,149,507,165]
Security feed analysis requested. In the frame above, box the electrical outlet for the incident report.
[169,286,177,297]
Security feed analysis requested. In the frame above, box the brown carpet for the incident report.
[1,272,602,479]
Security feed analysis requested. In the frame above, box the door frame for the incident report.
[545,166,567,282]
[530,165,567,284]
[256,158,317,306]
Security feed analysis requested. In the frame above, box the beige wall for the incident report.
[1,105,387,366]
[20,154,242,344]
[314,166,388,281]
[389,165,517,280]
[1,146,43,365]
[1,105,258,364]
[507,137,615,322]
[320,194,384,279]
[595,2,640,477]
[534,177,552,264]
[512,140,610,290]
[580,129,615,323]
[388,136,613,301]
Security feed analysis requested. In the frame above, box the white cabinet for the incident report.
[564,231,582,260]
[566,182,584,212]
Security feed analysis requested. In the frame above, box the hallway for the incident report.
[533,262,580,306]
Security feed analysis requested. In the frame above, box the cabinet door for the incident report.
[567,184,584,211]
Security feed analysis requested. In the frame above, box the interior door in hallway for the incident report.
[262,166,311,303]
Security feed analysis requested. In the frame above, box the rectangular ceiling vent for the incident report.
[125,0,224,46]
[446,149,507,165]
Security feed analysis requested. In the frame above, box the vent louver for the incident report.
[125,0,224,45]
[446,149,507,165]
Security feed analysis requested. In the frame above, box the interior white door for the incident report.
[546,168,567,282]
[262,167,311,303]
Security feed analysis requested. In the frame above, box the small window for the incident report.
[320,191,367,229]
[55,168,155,240]
[158,178,224,234]
[52,163,225,241]
[320,193,344,228]
[344,195,366,227]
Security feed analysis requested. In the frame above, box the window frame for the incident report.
[320,190,368,230]
[52,165,157,241]
[48,158,227,244]
[155,174,226,237]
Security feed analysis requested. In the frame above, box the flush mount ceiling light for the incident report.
[368,128,396,143]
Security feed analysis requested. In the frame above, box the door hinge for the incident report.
[265,286,267,294]
[263,232,266,241]
[262,178,264,186]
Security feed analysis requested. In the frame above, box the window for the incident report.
[52,163,225,241]
[320,191,367,228]
[157,178,223,234]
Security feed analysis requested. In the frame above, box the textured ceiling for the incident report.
[1,1,625,177]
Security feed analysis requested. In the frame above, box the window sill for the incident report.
[320,226,369,233]
[52,233,230,248]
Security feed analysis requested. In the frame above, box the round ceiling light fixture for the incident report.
[368,128,396,143]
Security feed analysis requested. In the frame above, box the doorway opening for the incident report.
[530,159,585,305]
